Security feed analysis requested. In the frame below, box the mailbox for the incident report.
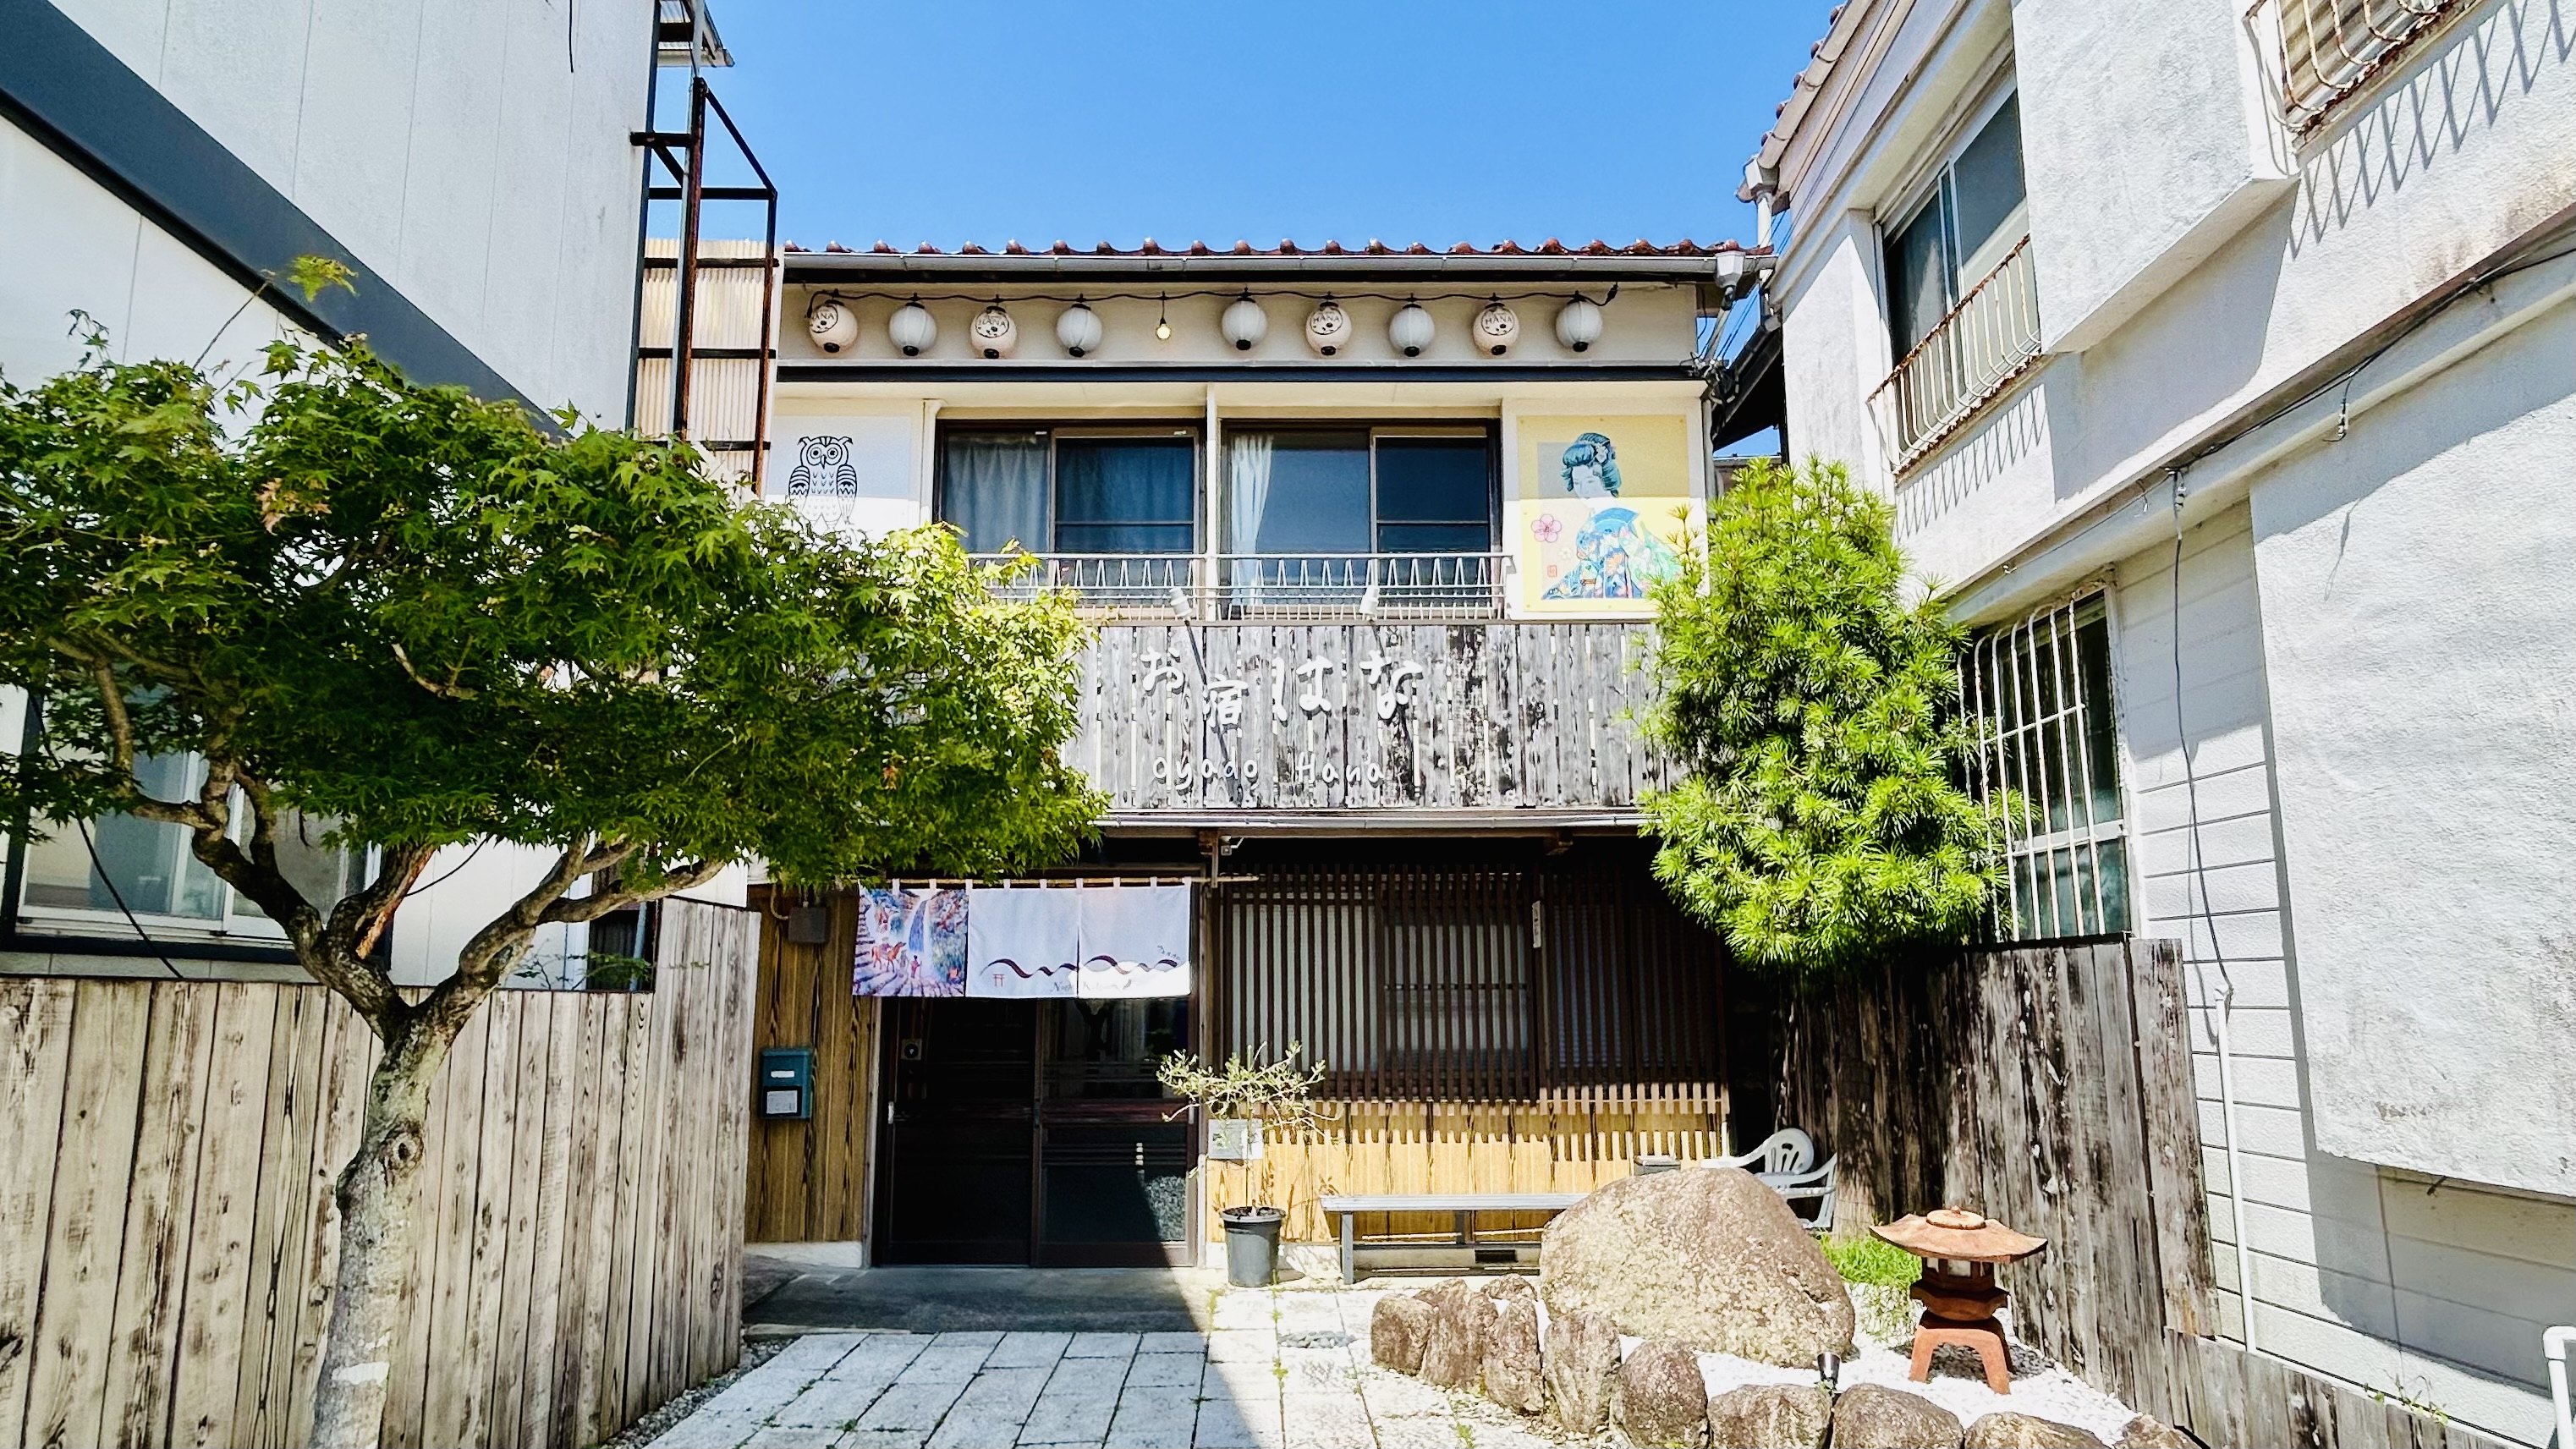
[757,1046,813,1121]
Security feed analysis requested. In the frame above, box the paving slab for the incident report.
[1104,1382,1202,1449]
[1065,1330,1145,1359]
[752,1335,928,1432]
[989,1331,1077,1369]
[1016,1358,1124,1446]
[648,1333,867,1447]
[925,1364,1053,1449]
[1139,1330,1208,1355]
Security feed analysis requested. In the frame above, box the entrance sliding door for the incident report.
[871,997,1194,1266]
[1039,998,1194,1266]
[874,998,1036,1264]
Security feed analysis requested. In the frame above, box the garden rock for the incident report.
[1418,1279,1493,1390]
[1541,1165,1854,1364]
[1966,1411,2108,1448]
[1481,1274,1537,1304]
[2114,1414,2195,1448]
[1706,1383,1832,1449]
[1832,1383,1964,1449]
[1614,1339,1710,1447]
[1370,1293,1436,1373]
[1541,1306,1620,1436]
[1482,1297,1546,1413]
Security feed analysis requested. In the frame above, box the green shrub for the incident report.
[1816,1232,1923,1287]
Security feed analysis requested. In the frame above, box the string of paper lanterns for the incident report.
[810,294,1608,359]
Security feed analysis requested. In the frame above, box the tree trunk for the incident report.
[306,1029,449,1449]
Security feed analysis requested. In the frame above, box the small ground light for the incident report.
[1816,1350,1843,1386]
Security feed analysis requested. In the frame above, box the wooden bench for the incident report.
[1317,1193,1587,1284]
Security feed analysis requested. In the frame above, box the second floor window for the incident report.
[1226,429,1494,557]
[941,429,1198,555]
[1884,91,2027,358]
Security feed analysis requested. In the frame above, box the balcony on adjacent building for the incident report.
[1870,235,2043,475]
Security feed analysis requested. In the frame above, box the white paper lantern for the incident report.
[806,297,858,354]
[1304,299,1352,357]
[1055,302,1102,357]
[1387,302,1435,357]
[1555,296,1603,353]
[1473,301,1519,356]
[971,304,1018,359]
[888,300,938,356]
[1220,295,1269,351]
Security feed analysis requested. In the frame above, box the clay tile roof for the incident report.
[1448,242,1477,255]
[824,241,850,253]
[1365,239,1389,255]
[957,243,989,255]
[1051,240,1073,254]
[1277,239,1302,255]
[1232,241,1256,255]
[1321,240,1346,255]
[1003,240,1029,255]
[914,243,939,254]
[874,241,897,254]
[783,241,808,252]
[1491,240,1526,255]
[1406,243,1433,255]
[1189,240,1212,255]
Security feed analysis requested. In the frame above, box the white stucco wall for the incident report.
[42,0,655,420]
[2247,295,2576,1199]
[2010,0,2290,352]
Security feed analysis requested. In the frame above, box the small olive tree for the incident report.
[0,337,1103,1447]
[1641,457,2002,977]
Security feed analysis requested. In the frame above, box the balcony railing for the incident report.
[2261,0,2467,133]
[974,552,1513,621]
[1869,235,2042,476]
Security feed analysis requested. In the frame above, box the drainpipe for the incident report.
[2545,1325,2572,1449]
[2198,962,2259,1353]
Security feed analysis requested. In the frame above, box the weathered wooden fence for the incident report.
[0,899,757,1449]
[1772,937,2514,1449]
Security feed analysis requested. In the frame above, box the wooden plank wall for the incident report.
[0,899,757,1449]
[1201,1090,1726,1246]
[1072,623,1670,813]
[742,887,878,1244]
[1774,937,2514,1449]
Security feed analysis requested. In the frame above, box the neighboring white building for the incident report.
[1740,0,2573,1442]
[0,0,749,987]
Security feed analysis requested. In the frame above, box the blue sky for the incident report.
[684,2,1836,254]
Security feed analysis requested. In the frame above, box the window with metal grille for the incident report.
[1964,594,2132,940]
[2269,0,2469,132]
[1212,854,1722,1100]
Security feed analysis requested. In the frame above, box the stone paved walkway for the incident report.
[649,1285,1567,1449]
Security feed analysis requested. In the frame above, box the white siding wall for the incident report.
[39,0,653,420]
[2111,507,2572,1447]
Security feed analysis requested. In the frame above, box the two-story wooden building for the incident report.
[734,237,1772,1270]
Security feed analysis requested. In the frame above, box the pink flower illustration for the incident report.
[1532,513,1564,543]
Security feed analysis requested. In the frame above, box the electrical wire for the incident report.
[69,814,188,981]
[401,839,487,899]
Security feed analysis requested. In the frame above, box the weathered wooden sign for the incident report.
[1068,623,1670,813]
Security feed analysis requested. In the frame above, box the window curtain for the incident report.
[1227,432,1274,594]
[943,433,1050,553]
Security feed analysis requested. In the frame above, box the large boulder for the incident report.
[1370,1293,1436,1373]
[2114,1415,2195,1449]
[1541,1165,1854,1364]
[1613,1339,1709,1447]
[1417,1279,1492,1390]
[1707,1383,1832,1449]
[1541,1307,1620,1436]
[1966,1412,2107,1448]
[1832,1384,1964,1449]
[1481,1297,1546,1413]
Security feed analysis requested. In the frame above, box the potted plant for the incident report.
[1157,1043,1326,1287]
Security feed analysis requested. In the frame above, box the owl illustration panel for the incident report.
[769,416,923,541]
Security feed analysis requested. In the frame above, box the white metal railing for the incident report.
[2260,0,2466,133]
[1869,235,2042,476]
[972,552,1513,621]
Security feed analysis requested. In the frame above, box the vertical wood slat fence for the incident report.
[0,899,757,1449]
[1772,937,2514,1449]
